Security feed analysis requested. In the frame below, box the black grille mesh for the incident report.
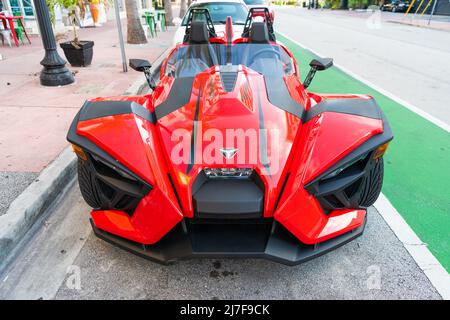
[220,72,238,92]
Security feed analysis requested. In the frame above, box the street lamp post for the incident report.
[33,0,74,86]
[113,0,127,72]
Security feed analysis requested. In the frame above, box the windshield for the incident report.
[181,3,248,26]
[164,44,294,79]
[243,0,266,5]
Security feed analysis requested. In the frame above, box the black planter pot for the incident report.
[60,41,94,67]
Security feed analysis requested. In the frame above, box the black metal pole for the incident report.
[33,0,74,86]
[340,0,348,10]
[113,0,127,72]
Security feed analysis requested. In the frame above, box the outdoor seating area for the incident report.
[0,10,31,47]
[142,9,167,38]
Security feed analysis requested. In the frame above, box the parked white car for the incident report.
[173,0,249,46]
[242,0,275,21]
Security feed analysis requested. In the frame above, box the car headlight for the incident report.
[91,154,137,182]
[322,154,367,181]
[322,142,390,181]
[203,168,254,179]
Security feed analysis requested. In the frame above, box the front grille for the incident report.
[192,171,265,219]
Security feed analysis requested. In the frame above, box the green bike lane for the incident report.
[277,34,450,272]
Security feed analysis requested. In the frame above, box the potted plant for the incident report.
[59,0,94,67]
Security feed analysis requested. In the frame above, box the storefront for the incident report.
[1,0,155,34]
[1,0,35,17]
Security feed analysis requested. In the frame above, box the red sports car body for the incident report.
[67,9,392,265]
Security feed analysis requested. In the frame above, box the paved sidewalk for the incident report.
[0,20,174,215]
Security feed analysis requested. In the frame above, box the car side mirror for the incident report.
[129,59,152,72]
[309,58,333,71]
[303,57,333,89]
[129,59,156,90]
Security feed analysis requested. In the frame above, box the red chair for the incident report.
[0,12,30,47]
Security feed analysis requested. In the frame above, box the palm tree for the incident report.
[163,0,174,26]
[179,0,187,18]
[124,0,147,44]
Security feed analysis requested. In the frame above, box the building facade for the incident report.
[0,0,155,34]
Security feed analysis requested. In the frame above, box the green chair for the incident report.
[156,10,166,32]
[142,12,157,38]
[12,12,24,45]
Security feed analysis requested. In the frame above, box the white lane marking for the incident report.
[375,194,450,300]
[276,32,450,299]
[277,31,450,133]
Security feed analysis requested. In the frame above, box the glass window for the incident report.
[22,0,34,16]
[9,0,21,15]
[164,43,294,79]
[232,43,294,77]
[182,2,248,26]
[5,0,34,16]
[243,0,266,5]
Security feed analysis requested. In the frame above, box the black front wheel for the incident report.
[358,158,384,208]
[77,159,103,209]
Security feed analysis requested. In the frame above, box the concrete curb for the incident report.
[0,47,171,270]
[0,148,77,266]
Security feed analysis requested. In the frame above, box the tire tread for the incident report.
[77,160,102,209]
[359,158,384,207]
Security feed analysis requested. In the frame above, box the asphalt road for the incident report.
[0,180,440,299]
[274,8,450,125]
[0,172,37,216]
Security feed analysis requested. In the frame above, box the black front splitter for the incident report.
[90,217,366,266]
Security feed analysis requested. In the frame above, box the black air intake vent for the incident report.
[305,153,371,212]
[89,154,151,215]
[220,72,238,92]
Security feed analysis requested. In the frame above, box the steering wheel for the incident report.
[248,48,281,66]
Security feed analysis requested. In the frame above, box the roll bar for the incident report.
[182,8,217,43]
[241,7,276,42]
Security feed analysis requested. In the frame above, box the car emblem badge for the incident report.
[220,148,238,159]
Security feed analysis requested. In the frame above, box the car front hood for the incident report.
[154,67,303,216]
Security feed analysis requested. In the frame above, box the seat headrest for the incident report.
[189,21,210,44]
[249,22,269,44]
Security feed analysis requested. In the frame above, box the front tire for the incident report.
[77,159,103,209]
[358,158,384,207]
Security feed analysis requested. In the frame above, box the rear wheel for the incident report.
[77,159,103,209]
[358,158,384,207]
